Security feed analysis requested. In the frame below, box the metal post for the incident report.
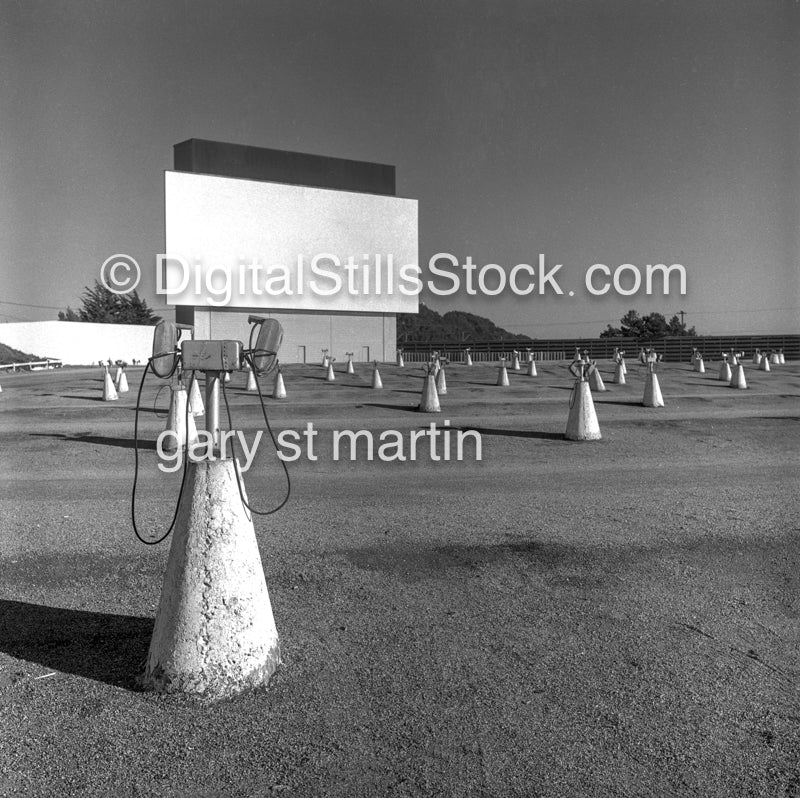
[205,371,220,450]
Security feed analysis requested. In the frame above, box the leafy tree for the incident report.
[600,309,697,339]
[58,281,161,325]
[666,314,696,336]
[57,307,80,321]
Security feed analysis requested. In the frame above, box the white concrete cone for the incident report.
[730,364,747,389]
[433,360,440,377]
[371,366,383,389]
[695,358,705,374]
[565,382,601,441]
[188,375,205,417]
[163,386,199,452]
[346,358,354,375]
[497,365,510,386]
[642,372,664,407]
[465,353,473,366]
[759,356,771,372]
[770,353,780,365]
[246,368,258,392]
[0,383,3,393]
[779,352,785,364]
[718,361,732,382]
[140,458,281,699]
[325,363,336,382]
[396,353,404,367]
[526,359,537,376]
[512,355,521,371]
[752,352,761,365]
[322,355,329,368]
[273,370,287,399]
[114,366,123,387]
[419,374,441,412]
[589,367,606,392]
[224,371,231,383]
[435,366,447,395]
[621,360,627,376]
[613,362,626,385]
[103,369,118,401]
[117,371,129,393]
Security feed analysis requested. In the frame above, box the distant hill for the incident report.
[0,342,43,363]
[397,305,531,344]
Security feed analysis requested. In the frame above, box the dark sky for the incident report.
[2,0,798,336]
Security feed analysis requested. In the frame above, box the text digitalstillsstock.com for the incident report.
[156,421,482,473]
[154,254,687,304]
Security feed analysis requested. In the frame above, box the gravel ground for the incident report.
[0,359,798,797]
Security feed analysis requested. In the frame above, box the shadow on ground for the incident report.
[0,600,152,690]
[454,425,565,441]
[29,433,158,450]
[364,402,421,413]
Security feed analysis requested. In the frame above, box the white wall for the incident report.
[0,321,155,365]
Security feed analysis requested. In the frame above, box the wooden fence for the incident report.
[398,334,799,363]
[0,359,63,372]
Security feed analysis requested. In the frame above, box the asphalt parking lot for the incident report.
[1,359,798,797]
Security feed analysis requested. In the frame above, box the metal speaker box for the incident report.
[181,340,243,372]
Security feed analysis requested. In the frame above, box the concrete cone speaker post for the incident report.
[435,363,447,395]
[642,364,665,407]
[588,362,606,392]
[188,374,205,416]
[103,367,118,401]
[140,458,281,699]
[371,362,383,389]
[729,363,747,389]
[419,365,441,412]
[497,361,510,387]
[116,367,129,393]
[565,360,601,441]
[273,367,287,399]
[163,382,199,453]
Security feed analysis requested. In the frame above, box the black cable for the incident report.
[221,355,291,516]
[131,360,191,545]
[569,379,579,409]
[248,322,258,362]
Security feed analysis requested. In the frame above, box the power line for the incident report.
[0,300,65,310]
[678,307,797,316]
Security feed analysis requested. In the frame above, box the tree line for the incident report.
[599,310,696,340]
[58,281,160,325]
